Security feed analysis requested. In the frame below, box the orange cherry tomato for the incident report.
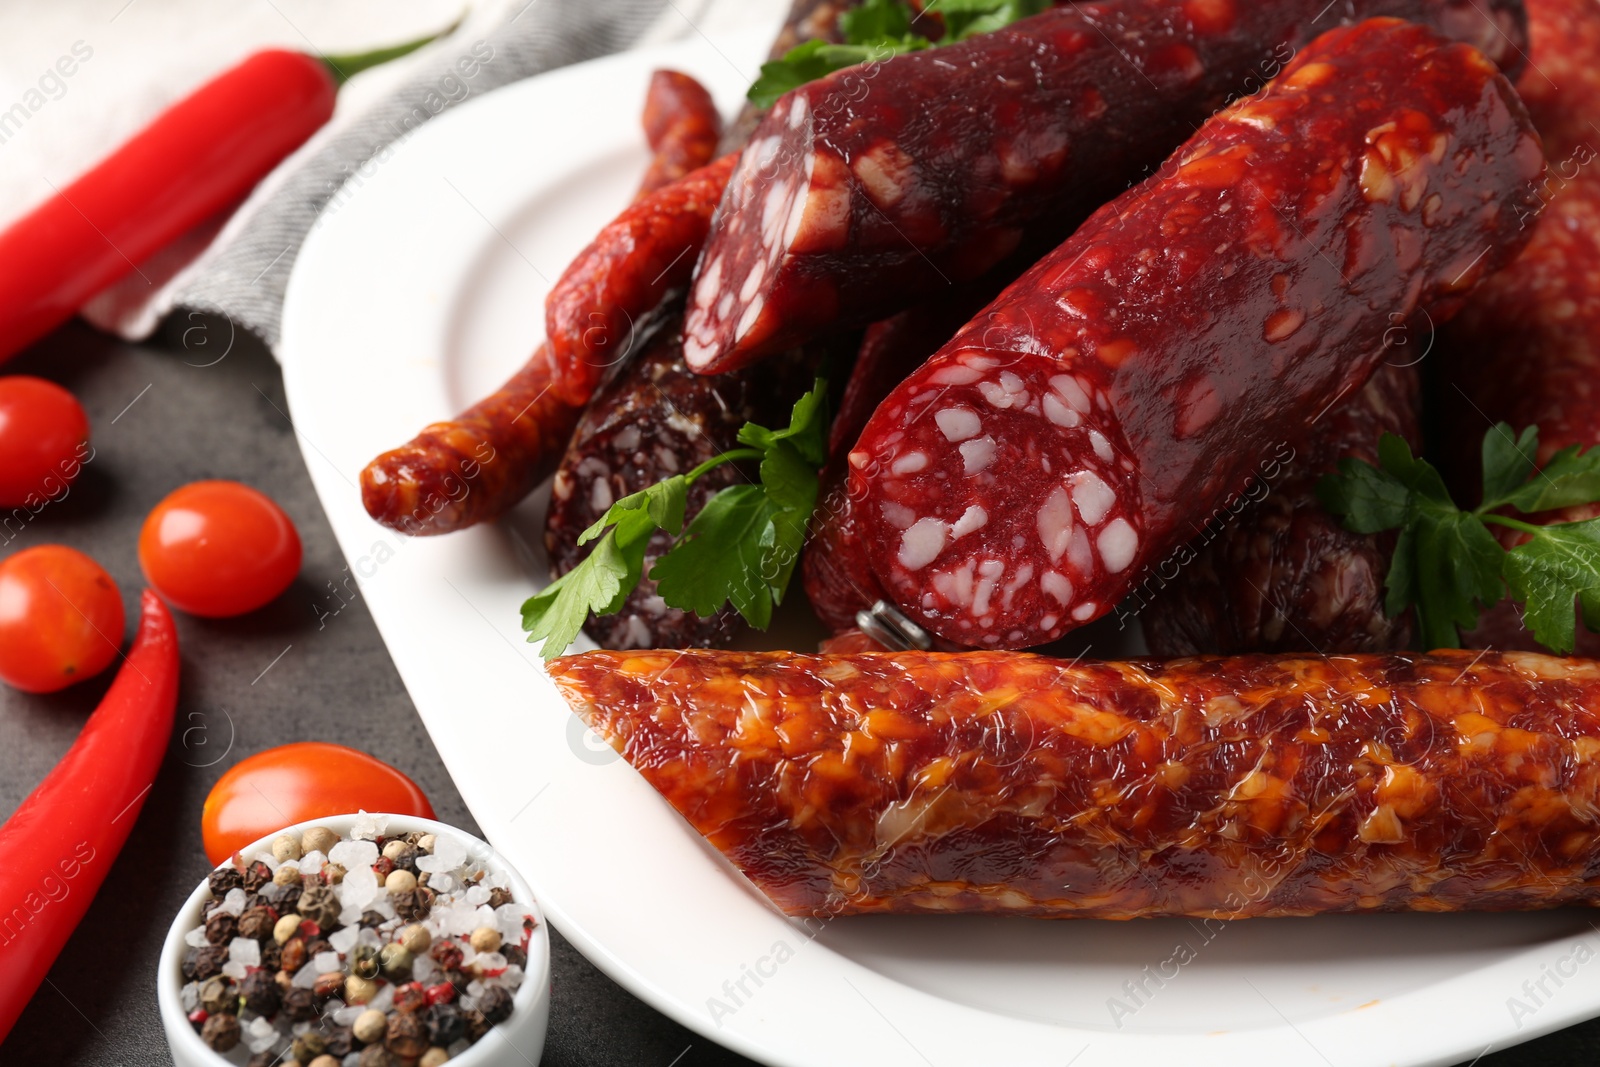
[0,545,125,693]
[0,376,90,508]
[139,480,301,618]
[201,742,435,864]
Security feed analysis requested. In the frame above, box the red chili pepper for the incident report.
[0,27,449,365]
[0,591,179,1042]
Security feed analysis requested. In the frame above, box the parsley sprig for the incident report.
[1318,424,1600,654]
[747,0,1049,108]
[521,381,829,659]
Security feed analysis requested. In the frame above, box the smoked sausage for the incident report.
[550,646,1600,918]
[847,19,1544,650]
[680,0,1529,374]
[638,70,723,196]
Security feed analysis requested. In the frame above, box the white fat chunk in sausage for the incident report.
[898,516,948,570]
[589,477,613,513]
[972,559,1004,617]
[739,257,768,302]
[932,560,975,607]
[1042,392,1081,428]
[1067,525,1095,578]
[960,436,997,474]
[1097,517,1138,573]
[931,363,986,386]
[1089,429,1115,462]
[890,451,930,475]
[1037,486,1074,562]
[935,407,982,442]
[1040,569,1073,605]
[1049,374,1091,414]
[880,500,916,530]
[1070,470,1115,526]
[950,504,988,539]
[1071,601,1098,621]
[735,295,765,341]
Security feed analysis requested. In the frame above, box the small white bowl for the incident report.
[158,813,549,1067]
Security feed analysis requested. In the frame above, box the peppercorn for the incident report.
[297,884,341,929]
[237,904,277,941]
[280,937,308,974]
[424,983,455,1006]
[324,1026,357,1058]
[423,1003,465,1047]
[208,866,245,896]
[309,1057,342,1067]
[344,974,379,1005]
[416,871,431,889]
[322,862,347,884]
[429,940,463,972]
[358,1046,397,1067]
[345,942,377,980]
[313,970,346,999]
[399,923,431,955]
[182,944,229,982]
[241,860,273,892]
[464,1008,490,1042]
[477,984,514,1024]
[352,1006,388,1044]
[383,840,420,872]
[281,985,319,1022]
[273,912,303,945]
[380,942,414,980]
[270,833,303,863]
[385,869,416,894]
[292,1029,328,1063]
[502,943,527,970]
[417,833,436,853]
[419,1049,450,1067]
[198,976,237,1015]
[385,1010,429,1059]
[240,969,282,1016]
[373,855,396,879]
[273,863,301,887]
[259,939,282,973]
[486,887,514,910]
[301,825,339,856]
[203,909,238,945]
[304,937,332,959]
[277,882,303,914]
[389,888,429,922]
[200,1011,242,1052]
[391,981,428,1015]
[469,927,501,954]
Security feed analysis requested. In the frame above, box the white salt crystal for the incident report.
[245,1015,280,1053]
[459,946,477,969]
[258,882,287,904]
[367,983,395,1014]
[484,871,509,890]
[340,864,380,909]
[291,1020,312,1036]
[495,903,531,940]
[428,873,454,894]
[459,994,478,1013]
[412,954,438,983]
[229,937,261,967]
[314,951,342,974]
[328,839,378,870]
[180,983,200,1012]
[351,810,388,841]
[299,850,326,871]
[465,885,490,907]
[370,897,397,920]
[467,979,485,998]
[500,964,525,989]
[293,962,319,989]
[332,1003,364,1026]
[475,951,507,974]
[339,903,364,928]
[432,834,466,870]
[220,888,248,915]
[185,927,210,948]
[358,927,384,948]
[257,852,281,871]
[328,925,360,954]
[221,960,248,980]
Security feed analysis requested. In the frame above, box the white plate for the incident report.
[280,30,1600,1067]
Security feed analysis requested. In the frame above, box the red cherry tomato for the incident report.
[200,742,436,864]
[0,377,90,508]
[0,545,125,693]
[139,480,301,617]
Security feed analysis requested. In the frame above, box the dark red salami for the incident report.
[848,19,1544,650]
[1142,362,1421,655]
[637,70,723,196]
[552,646,1600,918]
[1434,0,1600,653]
[544,316,827,649]
[680,0,1529,374]
[721,0,859,152]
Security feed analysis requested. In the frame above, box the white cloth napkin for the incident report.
[0,0,787,356]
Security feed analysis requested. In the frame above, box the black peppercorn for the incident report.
[237,904,277,941]
[198,976,237,1015]
[324,1025,356,1057]
[423,1003,465,1047]
[241,860,273,892]
[292,1030,327,1063]
[296,883,341,929]
[502,943,527,970]
[203,907,238,945]
[359,909,386,929]
[385,1011,429,1058]
[358,1046,397,1067]
[304,937,332,959]
[258,939,282,973]
[182,944,229,982]
[240,969,282,1016]
[487,886,514,909]
[390,888,430,922]
[281,985,319,1022]
[464,1007,490,1041]
[388,842,420,872]
[208,867,245,896]
[277,882,302,913]
[200,1011,242,1052]
[477,984,513,1024]
[428,940,463,972]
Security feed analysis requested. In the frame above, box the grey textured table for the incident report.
[0,321,1597,1066]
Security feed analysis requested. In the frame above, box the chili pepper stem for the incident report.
[319,13,465,85]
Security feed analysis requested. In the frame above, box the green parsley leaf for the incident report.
[840,0,915,42]
[1501,441,1600,514]
[1315,451,1411,533]
[651,484,780,628]
[521,520,649,660]
[1478,422,1539,510]
[929,0,1049,41]
[1503,518,1600,654]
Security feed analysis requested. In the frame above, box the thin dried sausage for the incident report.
[1142,362,1421,655]
[847,19,1543,650]
[681,0,1529,374]
[550,646,1600,918]
[638,70,723,196]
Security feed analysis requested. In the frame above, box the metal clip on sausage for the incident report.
[856,601,932,651]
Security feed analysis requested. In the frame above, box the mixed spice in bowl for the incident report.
[159,812,549,1067]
